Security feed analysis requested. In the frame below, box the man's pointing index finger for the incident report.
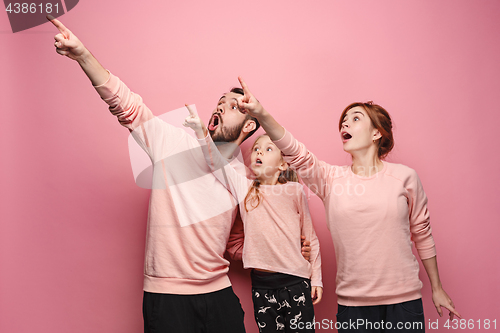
[47,15,70,39]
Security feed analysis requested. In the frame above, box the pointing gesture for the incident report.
[47,15,109,86]
[236,77,265,118]
[47,15,87,61]
[184,103,198,117]
[236,76,285,141]
[183,104,207,139]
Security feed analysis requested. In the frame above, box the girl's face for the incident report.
[340,106,381,155]
[250,135,287,181]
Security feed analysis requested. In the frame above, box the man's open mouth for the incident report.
[208,114,220,131]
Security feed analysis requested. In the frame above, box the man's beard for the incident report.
[209,121,245,143]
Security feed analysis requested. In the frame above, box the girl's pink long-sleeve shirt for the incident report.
[93,72,246,294]
[198,135,322,287]
[273,130,436,306]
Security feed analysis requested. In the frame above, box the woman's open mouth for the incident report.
[341,131,352,143]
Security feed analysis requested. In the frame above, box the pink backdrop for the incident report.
[1,0,499,332]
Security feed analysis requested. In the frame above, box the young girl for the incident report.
[235,77,460,333]
[184,106,323,333]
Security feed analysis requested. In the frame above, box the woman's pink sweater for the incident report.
[274,130,436,306]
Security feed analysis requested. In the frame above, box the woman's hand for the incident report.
[236,77,265,118]
[432,286,461,320]
[311,286,323,305]
[421,257,461,320]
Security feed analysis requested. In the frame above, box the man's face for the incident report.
[208,92,248,143]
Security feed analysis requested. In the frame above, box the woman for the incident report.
[235,77,460,332]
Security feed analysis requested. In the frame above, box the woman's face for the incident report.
[340,106,381,155]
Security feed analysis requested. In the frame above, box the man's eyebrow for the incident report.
[218,97,239,105]
[218,96,226,101]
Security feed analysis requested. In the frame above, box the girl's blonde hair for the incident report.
[244,136,299,212]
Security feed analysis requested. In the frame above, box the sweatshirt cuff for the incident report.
[272,128,293,151]
[93,70,119,100]
[196,132,211,144]
[417,245,437,260]
[273,128,287,142]
[311,280,323,288]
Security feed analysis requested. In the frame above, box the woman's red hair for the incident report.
[339,101,394,160]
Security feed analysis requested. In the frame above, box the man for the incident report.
[48,17,310,333]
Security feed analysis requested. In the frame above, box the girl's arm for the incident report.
[298,188,323,304]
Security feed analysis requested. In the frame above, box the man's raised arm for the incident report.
[47,15,109,86]
[47,15,181,161]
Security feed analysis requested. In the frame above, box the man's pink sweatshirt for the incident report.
[94,72,245,294]
[273,130,436,306]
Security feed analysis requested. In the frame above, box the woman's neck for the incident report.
[351,152,384,177]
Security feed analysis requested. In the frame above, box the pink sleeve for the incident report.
[226,211,244,261]
[273,130,335,201]
[94,71,185,161]
[406,170,437,260]
[299,188,323,287]
[197,134,251,203]
[94,71,155,131]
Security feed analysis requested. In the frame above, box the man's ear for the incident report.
[242,119,257,135]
